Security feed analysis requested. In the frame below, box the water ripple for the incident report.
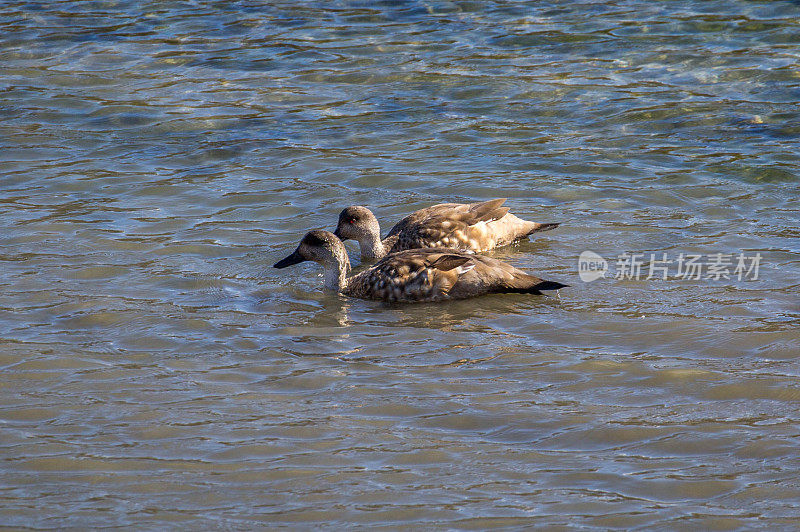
[1,0,799,528]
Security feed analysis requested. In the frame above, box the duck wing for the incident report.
[449,254,568,299]
[345,249,474,302]
[386,199,508,238]
[387,199,511,252]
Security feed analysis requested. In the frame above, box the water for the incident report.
[2,0,799,528]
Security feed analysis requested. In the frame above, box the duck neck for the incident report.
[360,231,386,261]
[322,250,351,292]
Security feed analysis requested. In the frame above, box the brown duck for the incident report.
[274,230,567,303]
[333,198,559,262]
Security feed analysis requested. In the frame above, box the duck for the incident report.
[274,230,567,303]
[332,198,559,262]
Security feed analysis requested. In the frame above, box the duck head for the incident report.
[274,230,350,269]
[332,206,380,243]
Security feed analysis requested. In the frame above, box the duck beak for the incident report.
[332,227,347,241]
[274,249,306,268]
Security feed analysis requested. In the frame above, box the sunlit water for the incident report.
[2,0,799,528]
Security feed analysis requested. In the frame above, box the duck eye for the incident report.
[348,218,356,224]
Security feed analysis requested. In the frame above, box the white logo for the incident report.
[578,251,608,282]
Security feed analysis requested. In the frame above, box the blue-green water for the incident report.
[1,1,799,528]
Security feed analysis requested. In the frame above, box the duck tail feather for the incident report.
[527,222,560,235]
[502,276,568,295]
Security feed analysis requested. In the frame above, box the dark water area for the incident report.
[1,0,799,528]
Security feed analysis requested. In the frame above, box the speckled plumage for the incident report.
[334,199,559,262]
[274,230,567,303]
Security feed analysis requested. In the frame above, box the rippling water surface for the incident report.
[2,0,800,528]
